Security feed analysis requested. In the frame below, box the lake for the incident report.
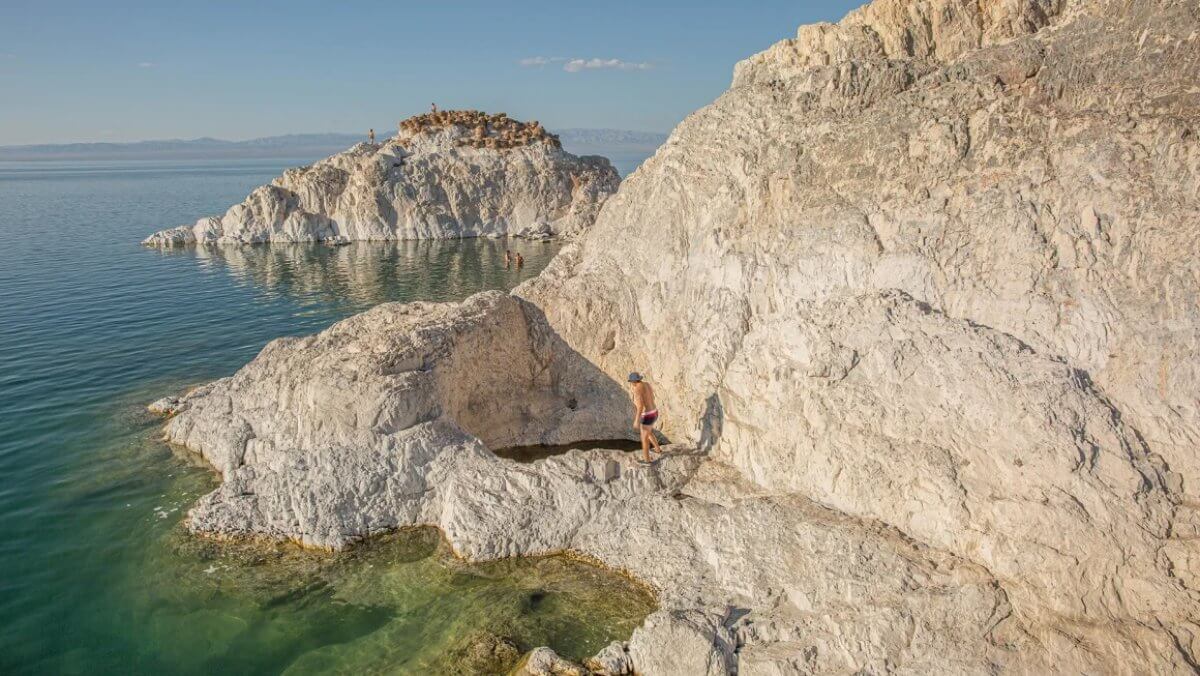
[0,159,653,674]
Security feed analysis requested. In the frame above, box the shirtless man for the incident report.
[628,372,663,463]
[503,249,512,268]
[515,252,524,268]
[368,128,375,144]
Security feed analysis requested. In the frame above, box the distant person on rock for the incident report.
[628,372,663,464]
[368,128,375,144]
[431,102,438,113]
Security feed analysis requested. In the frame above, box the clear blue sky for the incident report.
[0,0,864,144]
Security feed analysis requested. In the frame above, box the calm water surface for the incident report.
[0,159,653,674]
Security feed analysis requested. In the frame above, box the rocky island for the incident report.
[151,0,1200,673]
[143,110,620,245]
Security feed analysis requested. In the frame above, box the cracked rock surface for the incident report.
[143,113,619,246]
[154,0,1200,672]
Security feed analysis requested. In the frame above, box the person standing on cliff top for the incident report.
[368,128,375,144]
[628,373,663,464]
[431,102,437,113]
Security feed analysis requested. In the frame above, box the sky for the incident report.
[0,0,865,145]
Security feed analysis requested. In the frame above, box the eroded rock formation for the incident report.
[143,111,618,245]
[153,0,1200,672]
[400,109,562,150]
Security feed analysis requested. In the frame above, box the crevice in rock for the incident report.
[492,439,643,464]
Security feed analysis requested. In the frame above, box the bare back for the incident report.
[633,381,656,412]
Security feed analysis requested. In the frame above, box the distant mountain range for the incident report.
[0,129,669,161]
[555,129,669,148]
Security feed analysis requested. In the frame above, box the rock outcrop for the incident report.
[160,292,637,548]
[143,111,619,246]
[515,0,1200,669]
[153,0,1200,672]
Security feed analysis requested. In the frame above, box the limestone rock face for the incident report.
[143,113,619,246]
[514,0,1200,669]
[153,0,1200,672]
[161,291,635,547]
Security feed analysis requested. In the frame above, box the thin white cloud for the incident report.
[563,58,651,73]
[520,56,651,73]
[138,61,155,68]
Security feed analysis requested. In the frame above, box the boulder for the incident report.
[626,610,735,676]
[515,647,587,676]
[583,641,631,675]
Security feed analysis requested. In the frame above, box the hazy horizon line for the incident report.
[0,126,671,150]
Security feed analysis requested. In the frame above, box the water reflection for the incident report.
[156,238,562,311]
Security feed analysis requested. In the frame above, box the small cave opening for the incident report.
[492,438,644,464]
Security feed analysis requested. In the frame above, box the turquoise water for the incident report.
[0,159,654,674]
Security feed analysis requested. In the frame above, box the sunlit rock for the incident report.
[153,0,1200,672]
[143,112,619,245]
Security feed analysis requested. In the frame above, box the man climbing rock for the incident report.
[628,373,663,464]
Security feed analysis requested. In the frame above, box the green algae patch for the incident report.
[125,526,655,674]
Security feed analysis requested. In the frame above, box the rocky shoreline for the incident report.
[143,111,619,246]
[150,0,1200,672]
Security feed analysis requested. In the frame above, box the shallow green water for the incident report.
[0,159,653,674]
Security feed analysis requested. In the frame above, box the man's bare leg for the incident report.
[649,429,664,456]
[640,426,652,462]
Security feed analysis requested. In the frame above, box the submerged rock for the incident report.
[446,631,522,675]
[143,111,619,246]
[515,647,587,676]
[146,396,181,416]
[152,0,1200,673]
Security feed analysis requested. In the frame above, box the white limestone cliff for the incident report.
[152,0,1200,672]
[143,112,619,246]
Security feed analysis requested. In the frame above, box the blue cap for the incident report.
[627,372,642,382]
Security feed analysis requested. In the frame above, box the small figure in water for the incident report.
[504,249,512,268]
[368,128,375,144]
[628,372,663,464]
[515,252,524,268]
